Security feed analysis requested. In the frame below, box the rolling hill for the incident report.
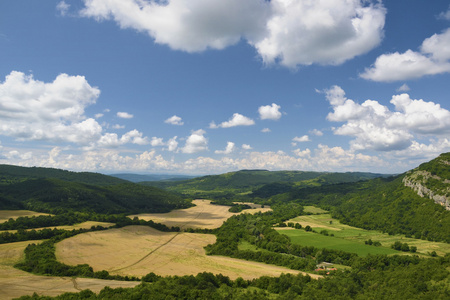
[0,165,191,214]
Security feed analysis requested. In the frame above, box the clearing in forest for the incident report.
[56,225,312,280]
[128,199,271,230]
[282,211,450,257]
[0,210,51,223]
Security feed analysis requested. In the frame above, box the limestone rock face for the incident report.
[403,169,450,211]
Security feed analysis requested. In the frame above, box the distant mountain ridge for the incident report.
[0,164,128,186]
[110,173,196,183]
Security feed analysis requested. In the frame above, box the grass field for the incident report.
[283,211,450,257]
[277,229,399,256]
[303,206,328,214]
[0,210,51,223]
[129,199,271,230]
[56,225,308,280]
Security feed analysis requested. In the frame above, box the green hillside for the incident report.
[0,164,128,186]
[258,153,450,243]
[0,165,191,214]
[141,169,387,199]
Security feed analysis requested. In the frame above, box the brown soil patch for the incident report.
[0,241,139,300]
[128,199,271,230]
[56,225,305,280]
[0,210,51,223]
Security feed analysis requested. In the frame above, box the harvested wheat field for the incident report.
[0,240,139,300]
[0,210,51,223]
[56,225,313,280]
[128,199,271,230]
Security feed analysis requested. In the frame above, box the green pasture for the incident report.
[286,211,450,257]
[303,206,328,214]
[277,229,398,256]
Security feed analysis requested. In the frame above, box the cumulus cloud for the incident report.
[324,85,450,151]
[261,128,271,133]
[181,129,208,153]
[150,137,164,147]
[293,135,310,142]
[0,71,102,144]
[79,0,385,68]
[97,129,149,147]
[361,28,450,81]
[117,111,134,119]
[258,103,281,120]
[215,141,235,154]
[242,144,253,150]
[210,113,255,128]
[164,115,184,125]
[166,136,178,152]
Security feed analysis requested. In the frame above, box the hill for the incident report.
[0,166,191,214]
[140,169,387,199]
[257,153,450,243]
[0,164,128,186]
[110,173,196,183]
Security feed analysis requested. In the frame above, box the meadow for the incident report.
[281,208,450,257]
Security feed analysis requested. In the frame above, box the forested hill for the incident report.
[256,152,450,243]
[0,165,191,214]
[0,164,127,186]
[140,169,388,197]
[402,152,450,210]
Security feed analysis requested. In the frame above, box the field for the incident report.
[56,225,312,280]
[282,212,450,257]
[128,199,271,229]
[0,240,139,300]
[0,221,115,234]
[0,210,51,223]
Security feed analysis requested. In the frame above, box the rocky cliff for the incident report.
[403,153,450,210]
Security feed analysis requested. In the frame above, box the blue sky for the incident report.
[0,0,449,175]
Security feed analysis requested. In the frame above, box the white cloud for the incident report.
[56,1,70,16]
[258,103,281,120]
[361,28,450,81]
[309,129,324,136]
[79,0,385,69]
[97,129,149,147]
[293,148,311,158]
[181,129,208,153]
[261,128,271,133]
[95,113,104,118]
[438,6,450,20]
[150,137,164,147]
[117,111,134,119]
[254,0,385,67]
[211,113,255,128]
[324,85,450,152]
[215,141,235,154]
[396,84,410,92]
[0,71,102,144]
[292,135,310,142]
[166,136,178,152]
[112,124,125,129]
[165,115,184,125]
[242,144,252,150]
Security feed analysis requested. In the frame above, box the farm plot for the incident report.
[128,199,271,230]
[56,225,306,280]
[286,213,450,256]
[0,240,139,300]
[0,210,51,223]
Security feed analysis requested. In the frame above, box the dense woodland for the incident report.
[1,153,450,299]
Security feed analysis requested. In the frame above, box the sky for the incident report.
[0,0,450,175]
